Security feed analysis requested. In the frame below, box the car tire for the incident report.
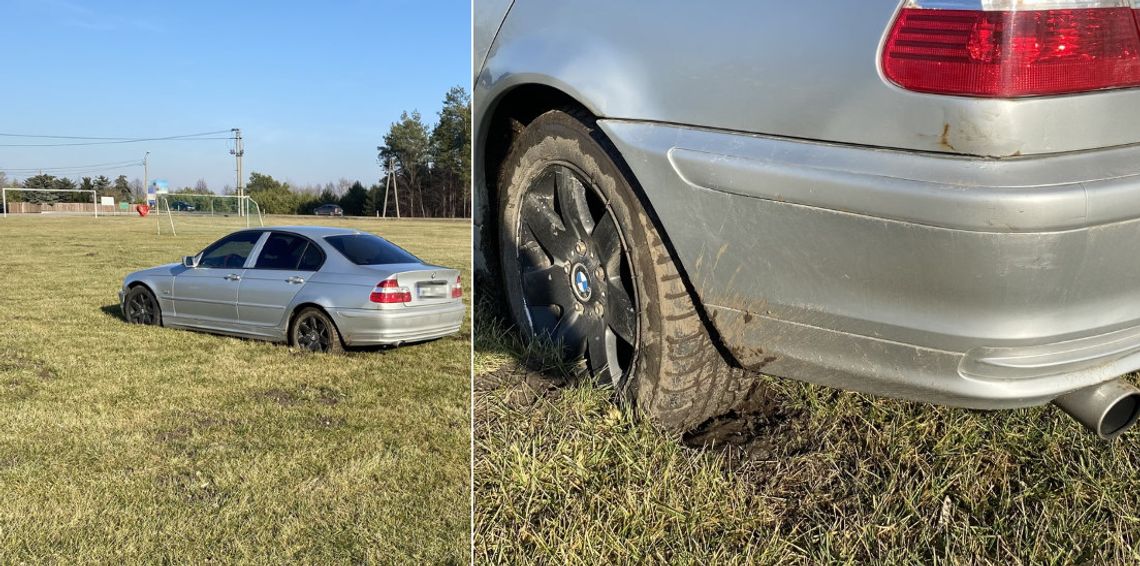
[497,109,761,433]
[124,285,162,326]
[290,307,345,354]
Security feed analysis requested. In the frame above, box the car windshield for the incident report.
[324,234,420,265]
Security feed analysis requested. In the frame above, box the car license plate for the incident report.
[419,285,446,299]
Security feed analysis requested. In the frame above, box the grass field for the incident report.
[0,214,470,563]
[474,291,1140,564]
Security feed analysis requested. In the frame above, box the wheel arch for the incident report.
[286,302,344,347]
[478,84,742,368]
[126,280,154,292]
[477,82,607,280]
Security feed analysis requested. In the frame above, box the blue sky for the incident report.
[0,0,470,192]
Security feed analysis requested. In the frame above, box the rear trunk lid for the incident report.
[364,264,461,307]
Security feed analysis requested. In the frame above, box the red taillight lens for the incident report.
[370,278,411,303]
[451,275,463,299]
[883,7,1140,97]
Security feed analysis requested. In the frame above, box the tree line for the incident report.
[245,85,471,217]
[0,85,471,217]
[0,172,139,204]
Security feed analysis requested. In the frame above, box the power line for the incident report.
[4,158,143,169]
[0,129,230,140]
[3,158,143,170]
[0,130,233,147]
[1,159,144,174]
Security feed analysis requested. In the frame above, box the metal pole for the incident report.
[2,188,6,218]
[92,190,98,218]
[392,157,400,219]
[231,129,244,217]
[143,151,149,204]
[382,162,390,219]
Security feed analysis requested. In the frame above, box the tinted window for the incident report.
[298,242,326,271]
[199,231,262,269]
[325,234,420,265]
[255,232,310,270]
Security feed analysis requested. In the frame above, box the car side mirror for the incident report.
[183,254,201,268]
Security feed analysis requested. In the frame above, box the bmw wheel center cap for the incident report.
[571,263,592,301]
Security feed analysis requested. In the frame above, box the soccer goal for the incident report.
[1,188,100,218]
[156,194,264,235]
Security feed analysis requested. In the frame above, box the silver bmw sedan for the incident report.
[119,226,465,353]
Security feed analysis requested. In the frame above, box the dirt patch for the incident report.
[476,362,568,409]
[259,388,301,406]
[0,357,56,380]
[154,412,241,445]
[315,385,345,406]
[155,426,192,445]
[682,383,806,449]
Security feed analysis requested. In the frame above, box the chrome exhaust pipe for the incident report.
[1052,380,1140,441]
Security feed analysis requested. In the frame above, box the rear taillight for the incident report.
[882,0,1140,97]
[370,278,411,304]
[451,275,463,299]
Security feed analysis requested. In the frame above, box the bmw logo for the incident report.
[571,264,592,301]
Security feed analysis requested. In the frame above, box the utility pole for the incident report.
[382,158,390,218]
[230,128,244,216]
[382,156,400,219]
[143,151,150,203]
[383,167,392,219]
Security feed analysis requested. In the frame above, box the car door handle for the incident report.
[286,276,305,285]
[225,273,242,281]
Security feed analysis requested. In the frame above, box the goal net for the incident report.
[1,188,103,217]
[156,194,264,235]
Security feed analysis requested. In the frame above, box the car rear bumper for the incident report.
[331,302,465,346]
[601,119,1140,409]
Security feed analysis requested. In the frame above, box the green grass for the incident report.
[474,291,1140,565]
[0,214,470,563]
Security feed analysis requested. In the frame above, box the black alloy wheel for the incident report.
[497,109,764,434]
[292,308,344,354]
[515,163,639,384]
[125,286,161,326]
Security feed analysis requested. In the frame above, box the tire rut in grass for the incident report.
[475,361,569,409]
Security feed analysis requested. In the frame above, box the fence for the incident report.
[4,202,123,215]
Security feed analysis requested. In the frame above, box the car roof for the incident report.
[255,225,366,238]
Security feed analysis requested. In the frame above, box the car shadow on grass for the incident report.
[99,304,124,320]
[98,302,451,357]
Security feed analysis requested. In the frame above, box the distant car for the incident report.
[314,204,343,216]
[119,226,465,352]
[170,201,195,212]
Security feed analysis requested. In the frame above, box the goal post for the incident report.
[2,188,99,218]
[156,193,264,236]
